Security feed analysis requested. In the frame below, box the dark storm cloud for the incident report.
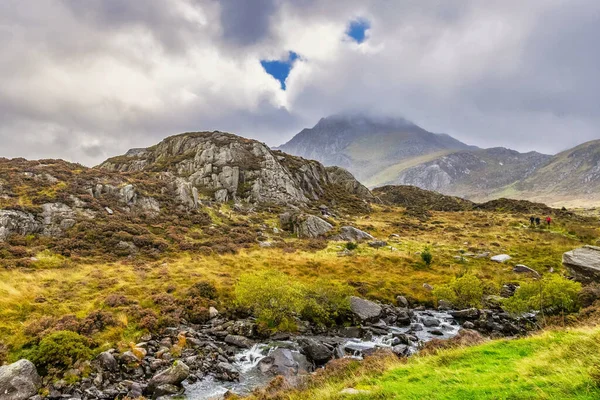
[219,0,278,46]
[0,0,598,165]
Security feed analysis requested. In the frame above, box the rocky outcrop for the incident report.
[279,212,333,238]
[0,210,42,240]
[99,131,372,207]
[332,226,374,242]
[563,245,600,283]
[0,359,42,400]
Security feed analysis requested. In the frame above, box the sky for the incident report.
[0,0,599,165]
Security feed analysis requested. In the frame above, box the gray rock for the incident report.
[421,316,440,327]
[154,384,181,397]
[147,361,189,393]
[0,210,42,241]
[349,296,382,322]
[0,359,41,400]
[224,334,253,349]
[298,339,333,365]
[258,348,310,378]
[396,295,409,308]
[333,226,374,242]
[513,264,540,277]
[94,351,118,372]
[491,254,511,263]
[449,308,480,320]
[368,240,388,248]
[563,245,600,283]
[391,345,410,357]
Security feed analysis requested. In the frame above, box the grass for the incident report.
[0,205,596,361]
[264,328,600,399]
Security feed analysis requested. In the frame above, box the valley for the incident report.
[1,131,600,399]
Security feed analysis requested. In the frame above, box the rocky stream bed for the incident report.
[0,297,537,400]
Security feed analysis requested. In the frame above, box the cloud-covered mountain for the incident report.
[276,114,475,182]
[277,115,600,206]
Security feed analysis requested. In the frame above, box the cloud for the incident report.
[0,0,598,165]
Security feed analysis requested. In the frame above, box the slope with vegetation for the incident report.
[1,130,600,398]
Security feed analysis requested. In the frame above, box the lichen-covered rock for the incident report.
[0,210,42,241]
[0,359,42,400]
[99,131,372,208]
[280,213,333,238]
[333,226,374,242]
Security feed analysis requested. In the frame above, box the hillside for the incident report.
[0,131,374,260]
[377,147,552,201]
[510,140,600,207]
[276,114,474,182]
[277,115,569,203]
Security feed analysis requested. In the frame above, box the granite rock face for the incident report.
[100,131,373,207]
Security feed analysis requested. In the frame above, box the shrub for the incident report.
[78,311,118,336]
[421,247,433,266]
[302,281,354,327]
[433,274,484,309]
[345,242,358,251]
[188,281,218,300]
[503,275,581,315]
[234,270,305,331]
[234,270,354,332]
[21,331,93,372]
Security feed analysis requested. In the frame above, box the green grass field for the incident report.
[265,328,600,400]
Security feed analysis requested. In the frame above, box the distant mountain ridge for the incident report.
[278,115,600,206]
[276,114,476,182]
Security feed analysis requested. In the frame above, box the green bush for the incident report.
[421,247,433,266]
[433,274,484,309]
[21,331,93,372]
[504,275,581,315]
[235,270,306,331]
[302,280,353,327]
[345,242,358,251]
[234,270,354,331]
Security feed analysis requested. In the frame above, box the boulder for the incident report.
[396,295,409,308]
[298,339,333,366]
[563,245,600,283]
[0,359,42,400]
[0,210,42,241]
[449,308,481,320]
[94,351,118,372]
[421,316,440,327]
[368,240,387,248]
[258,348,310,378]
[513,264,540,277]
[146,361,189,394]
[224,334,253,349]
[349,296,382,322]
[333,226,374,242]
[491,254,511,263]
[279,213,333,238]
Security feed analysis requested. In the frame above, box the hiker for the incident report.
[535,217,541,226]
[529,216,535,225]
[546,216,552,225]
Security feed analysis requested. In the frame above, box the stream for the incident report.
[183,310,461,399]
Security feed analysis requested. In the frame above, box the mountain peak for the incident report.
[277,114,472,181]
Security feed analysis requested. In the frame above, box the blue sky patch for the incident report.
[347,18,370,43]
[261,51,299,90]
